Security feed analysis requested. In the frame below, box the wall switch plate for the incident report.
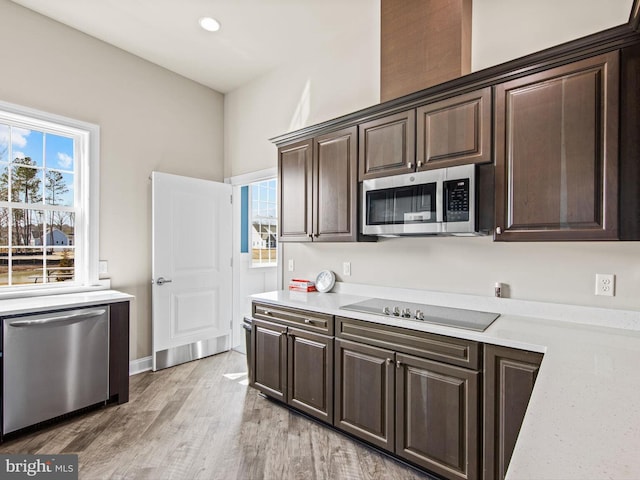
[595,273,615,296]
[99,261,108,274]
[343,262,351,276]
[288,259,294,272]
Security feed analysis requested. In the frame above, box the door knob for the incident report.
[156,277,173,286]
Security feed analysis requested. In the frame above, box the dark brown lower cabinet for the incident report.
[287,327,333,423]
[335,339,479,480]
[251,318,333,423]
[252,318,287,402]
[396,353,479,480]
[334,339,395,451]
[109,301,131,404]
[483,344,543,480]
[252,307,544,480]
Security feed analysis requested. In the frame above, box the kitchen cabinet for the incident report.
[416,87,491,170]
[359,88,490,181]
[483,344,543,480]
[335,316,480,480]
[359,110,416,180]
[396,353,479,480]
[279,127,359,242]
[278,139,313,242]
[494,51,619,241]
[251,302,334,423]
[334,339,395,450]
[109,301,131,404]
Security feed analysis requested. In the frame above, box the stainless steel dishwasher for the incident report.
[2,306,110,434]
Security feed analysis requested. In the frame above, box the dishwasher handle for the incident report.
[8,309,108,327]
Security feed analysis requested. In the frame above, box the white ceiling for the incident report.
[9,0,376,93]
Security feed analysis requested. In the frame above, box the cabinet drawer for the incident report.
[336,316,480,370]
[253,302,333,335]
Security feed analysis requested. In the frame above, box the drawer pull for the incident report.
[262,310,272,315]
[304,319,313,325]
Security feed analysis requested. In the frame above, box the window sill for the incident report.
[0,279,111,301]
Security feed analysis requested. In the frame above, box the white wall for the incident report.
[227,0,640,314]
[0,1,225,360]
[223,1,381,179]
[472,0,634,71]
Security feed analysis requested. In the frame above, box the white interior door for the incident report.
[151,172,232,371]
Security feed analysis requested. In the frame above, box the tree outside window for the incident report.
[0,122,76,286]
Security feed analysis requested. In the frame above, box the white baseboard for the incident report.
[129,356,152,375]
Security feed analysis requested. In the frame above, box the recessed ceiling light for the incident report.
[199,17,221,32]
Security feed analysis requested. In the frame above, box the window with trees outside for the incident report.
[250,179,277,267]
[0,102,98,291]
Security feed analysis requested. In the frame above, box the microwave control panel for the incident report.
[444,178,470,222]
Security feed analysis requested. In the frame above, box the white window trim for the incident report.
[0,100,101,298]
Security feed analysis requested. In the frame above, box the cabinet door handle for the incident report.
[496,226,502,235]
[396,360,402,368]
[386,358,393,365]
[417,160,423,168]
[308,233,313,239]
[407,162,413,169]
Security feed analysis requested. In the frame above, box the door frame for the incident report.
[227,167,280,351]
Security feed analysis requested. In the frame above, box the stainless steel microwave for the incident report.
[362,164,482,236]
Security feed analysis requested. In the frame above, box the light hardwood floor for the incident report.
[0,351,432,480]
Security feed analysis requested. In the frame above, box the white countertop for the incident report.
[0,289,133,316]
[251,287,640,479]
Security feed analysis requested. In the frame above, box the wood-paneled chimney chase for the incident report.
[381,0,472,102]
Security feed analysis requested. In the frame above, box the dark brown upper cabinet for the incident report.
[416,87,491,170]
[313,126,358,241]
[494,52,619,241]
[278,139,313,242]
[279,126,358,242]
[359,110,416,180]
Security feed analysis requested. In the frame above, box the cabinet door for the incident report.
[396,353,479,480]
[313,126,358,241]
[359,110,416,180]
[334,339,395,450]
[252,318,287,401]
[287,328,334,423]
[416,88,491,170]
[279,139,313,242]
[483,345,543,480]
[494,52,619,241]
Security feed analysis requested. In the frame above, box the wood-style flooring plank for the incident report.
[0,351,432,480]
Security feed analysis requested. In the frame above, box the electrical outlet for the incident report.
[288,259,294,272]
[343,262,351,276]
[99,261,108,274]
[595,274,615,296]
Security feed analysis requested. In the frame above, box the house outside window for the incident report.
[0,101,99,292]
[250,179,277,267]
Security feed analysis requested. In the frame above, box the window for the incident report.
[247,179,277,267]
[0,101,99,293]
